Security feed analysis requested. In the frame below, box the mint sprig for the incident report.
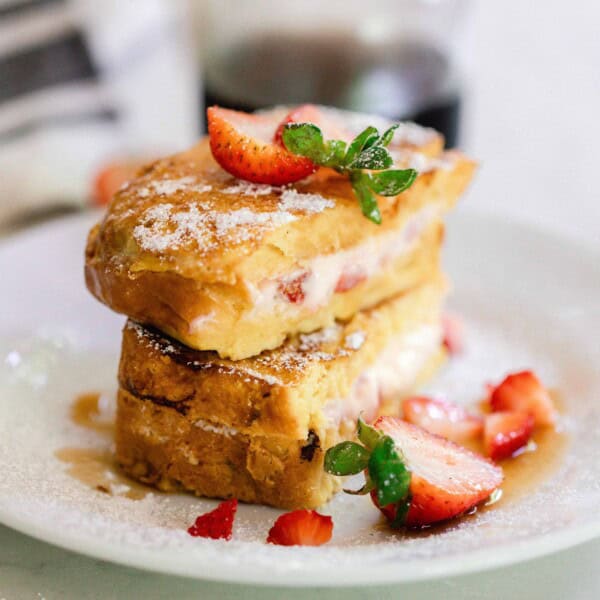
[282,123,418,224]
[324,418,412,528]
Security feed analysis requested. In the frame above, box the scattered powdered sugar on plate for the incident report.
[279,189,335,214]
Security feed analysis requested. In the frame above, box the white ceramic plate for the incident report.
[0,211,599,587]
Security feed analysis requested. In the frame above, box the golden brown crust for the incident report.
[85,110,475,358]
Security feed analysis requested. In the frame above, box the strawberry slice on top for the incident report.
[484,411,534,461]
[489,370,557,427]
[207,106,317,185]
[267,509,333,546]
[402,396,483,444]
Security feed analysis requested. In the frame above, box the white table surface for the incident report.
[1,2,599,598]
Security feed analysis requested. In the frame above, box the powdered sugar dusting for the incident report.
[221,182,278,196]
[136,177,213,199]
[279,189,335,214]
[213,208,296,238]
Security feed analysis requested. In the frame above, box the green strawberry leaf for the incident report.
[390,496,412,529]
[366,169,418,196]
[344,126,379,166]
[321,139,348,167]
[352,173,382,224]
[348,146,393,170]
[324,441,370,476]
[357,415,383,450]
[281,123,324,160]
[368,436,411,508]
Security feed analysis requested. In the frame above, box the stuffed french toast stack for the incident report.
[85,105,475,508]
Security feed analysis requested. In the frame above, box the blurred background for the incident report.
[0,0,597,240]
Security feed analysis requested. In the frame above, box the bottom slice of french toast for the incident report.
[115,272,447,509]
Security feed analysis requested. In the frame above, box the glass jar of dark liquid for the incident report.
[196,0,471,146]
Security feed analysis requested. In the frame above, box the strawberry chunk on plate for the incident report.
[490,370,557,426]
[207,106,316,185]
[484,411,535,461]
[373,417,503,527]
[267,509,333,546]
[402,396,483,444]
[187,498,238,540]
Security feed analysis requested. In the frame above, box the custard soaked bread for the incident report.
[86,107,475,359]
[116,273,447,509]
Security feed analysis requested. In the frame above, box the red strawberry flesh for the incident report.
[402,396,483,444]
[484,411,535,461]
[267,509,333,546]
[490,370,556,426]
[373,417,503,527]
[187,498,238,540]
[207,106,316,185]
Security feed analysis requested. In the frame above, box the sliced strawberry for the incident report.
[490,370,556,426]
[442,313,464,355]
[402,396,483,444]
[266,509,333,546]
[373,417,503,527]
[484,411,534,461]
[278,271,309,303]
[274,104,353,146]
[187,498,238,540]
[92,160,144,206]
[207,106,316,185]
[334,269,367,293]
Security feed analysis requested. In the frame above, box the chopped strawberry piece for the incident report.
[187,498,238,540]
[402,396,483,444]
[207,106,316,185]
[490,370,556,426]
[373,417,503,527]
[267,509,333,546]
[484,411,534,461]
[278,271,309,303]
[92,160,144,206]
[274,104,353,147]
[442,313,464,355]
[334,269,367,293]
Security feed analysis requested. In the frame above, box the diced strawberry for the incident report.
[92,160,144,206]
[442,313,464,355]
[266,509,333,546]
[372,417,503,527]
[187,498,238,540]
[207,106,316,185]
[490,370,556,427]
[334,269,367,293]
[484,411,534,461]
[402,396,483,444]
[278,271,309,303]
[274,104,353,146]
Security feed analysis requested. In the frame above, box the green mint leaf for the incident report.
[366,169,418,196]
[390,496,412,529]
[368,436,411,508]
[357,415,383,450]
[324,441,370,476]
[344,126,379,166]
[349,146,393,170]
[320,139,348,168]
[282,123,325,160]
[351,173,382,224]
[378,124,399,148]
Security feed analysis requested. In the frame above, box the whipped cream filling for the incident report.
[248,204,439,317]
[322,322,442,428]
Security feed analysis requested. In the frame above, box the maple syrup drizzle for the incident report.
[56,392,153,500]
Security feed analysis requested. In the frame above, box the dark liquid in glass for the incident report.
[203,33,461,146]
